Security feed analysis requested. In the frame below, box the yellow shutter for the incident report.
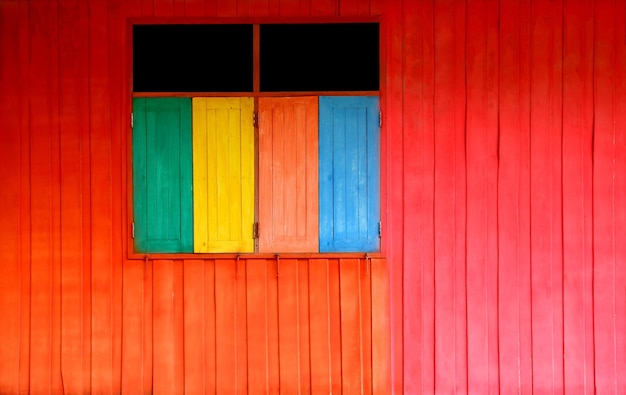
[192,98,255,252]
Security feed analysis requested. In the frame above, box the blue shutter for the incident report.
[318,96,380,252]
[133,98,193,253]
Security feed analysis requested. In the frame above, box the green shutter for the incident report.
[133,98,193,253]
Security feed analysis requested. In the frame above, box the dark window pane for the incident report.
[133,24,253,92]
[260,23,379,92]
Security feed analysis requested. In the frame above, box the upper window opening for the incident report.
[260,23,379,92]
[133,24,253,92]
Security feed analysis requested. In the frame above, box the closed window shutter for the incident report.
[258,97,319,252]
[192,98,255,253]
[132,98,193,253]
[318,96,380,252]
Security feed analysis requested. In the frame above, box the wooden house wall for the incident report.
[1,0,625,394]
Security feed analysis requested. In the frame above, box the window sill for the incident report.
[127,251,384,261]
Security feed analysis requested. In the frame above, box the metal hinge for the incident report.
[253,222,259,239]
[131,113,134,128]
[253,112,259,128]
[379,111,382,128]
[132,222,135,239]
[378,221,382,238]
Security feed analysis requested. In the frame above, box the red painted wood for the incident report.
[498,0,533,393]
[266,259,280,394]
[203,260,217,394]
[249,0,270,17]
[0,2,21,391]
[298,260,311,394]
[214,260,241,393]
[360,259,372,395]
[433,1,467,393]
[310,0,336,17]
[143,261,154,394]
[153,260,177,394]
[184,0,206,17]
[216,0,237,17]
[308,259,332,394]
[529,0,564,393]
[592,1,620,393]
[562,0,595,392]
[465,0,499,393]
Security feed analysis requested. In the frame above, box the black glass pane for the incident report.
[133,24,253,92]
[260,23,379,92]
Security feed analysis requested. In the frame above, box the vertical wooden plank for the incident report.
[465,0,500,393]
[88,0,114,392]
[433,0,468,392]
[217,0,237,16]
[193,98,255,253]
[277,259,300,393]
[328,259,342,395]
[107,1,125,391]
[247,259,269,394]
[215,260,240,394]
[614,1,626,389]
[498,0,534,393]
[249,0,270,16]
[258,97,319,253]
[204,260,217,395]
[28,0,58,392]
[308,259,332,395]
[58,0,87,392]
[0,2,22,392]
[122,260,145,394]
[562,0,595,392]
[236,259,248,395]
[529,0,564,393]
[153,260,175,395]
[592,1,620,393]
[143,260,154,394]
[360,258,373,395]
[184,0,206,17]
[339,258,364,394]
[183,260,204,394]
[298,260,311,394]
[17,2,32,392]
[371,258,391,395]
[154,0,174,16]
[311,0,336,16]
[266,259,280,394]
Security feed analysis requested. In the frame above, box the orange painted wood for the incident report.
[203,260,217,394]
[235,259,249,394]
[370,258,391,395]
[465,0,500,393]
[246,259,270,394]
[58,1,89,392]
[562,0,595,392]
[277,259,301,392]
[0,2,21,391]
[143,261,154,394]
[297,260,311,394]
[28,1,60,392]
[258,97,318,253]
[121,260,145,394]
[266,259,280,394]
[183,259,205,394]
[153,260,185,395]
[498,0,534,394]
[214,260,243,393]
[529,0,564,392]
[360,259,372,395]
[592,1,621,393]
[328,259,342,394]
[339,258,364,394]
[89,1,116,392]
[308,259,332,394]
[17,3,33,392]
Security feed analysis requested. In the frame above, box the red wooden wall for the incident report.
[1,0,625,394]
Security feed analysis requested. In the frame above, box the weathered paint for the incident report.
[258,97,319,253]
[1,0,626,394]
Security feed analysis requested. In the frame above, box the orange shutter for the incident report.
[258,97,319,252]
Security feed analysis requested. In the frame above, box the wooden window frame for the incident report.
[126,17,386,260]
